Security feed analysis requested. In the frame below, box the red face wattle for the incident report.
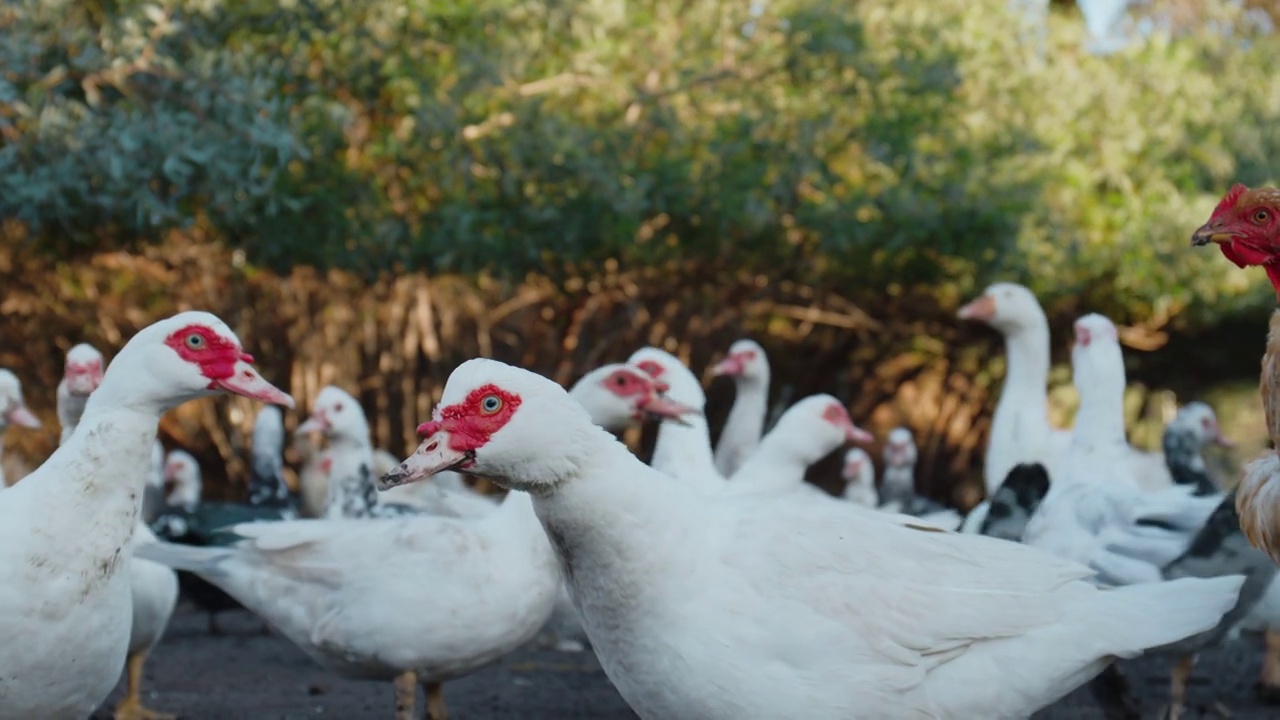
[163,324,294,407]
[822,403,873,444]
[416,384,523,455]
[1193,183,1280,296]
[64,359,104,395]
[712,349,758,377]
[1075,325,1091,348]
[634,359,666,379]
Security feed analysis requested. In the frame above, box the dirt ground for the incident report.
[92,605,1278,719]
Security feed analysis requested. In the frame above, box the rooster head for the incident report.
[1192,183,1280,295]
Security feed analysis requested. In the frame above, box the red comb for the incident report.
[1212,183,1249,218]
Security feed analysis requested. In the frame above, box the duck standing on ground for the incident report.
[0,312,292,719]
[840,448,878,508]
[379,358,1245,720]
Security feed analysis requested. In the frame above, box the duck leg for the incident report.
[423,680,448,720]
[1165,654,1196,720]
[393,671,417,720]
[113,651,174,720]
[1259,629,1280,702]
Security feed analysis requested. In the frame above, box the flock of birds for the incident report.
[3,184,1280,719]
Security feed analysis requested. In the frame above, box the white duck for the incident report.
[727,394,872,496]
[958,283,1173,497]
[876,427,963,529]
[381,357,1245,719]
[711,339,770,477]
[56,342,105,446]
[0,368,42,488]
[1023,315,1219,572]
[840,448,878,508]
[55,360,178,720]
[0,312,292,720]
[629,348,728,492]
[136,360,692,720]
[295,385,491,520]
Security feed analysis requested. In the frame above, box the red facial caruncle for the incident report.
[634,359,666,379]
[63,359,104,394]
[822,403,873,444]
[416,384,523,460]
[1075,324,1091,348]
[713,349,758,377]
[163,324,255,388]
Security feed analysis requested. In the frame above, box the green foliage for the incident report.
[3,0,1280,328]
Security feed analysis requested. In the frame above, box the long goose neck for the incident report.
[999,322,1050,416]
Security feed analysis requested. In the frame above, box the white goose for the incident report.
[958,283,1173,497]
[136,361,693,720]
[0,312,292,720]
[727,394,871,496]
[711,339,770,477]
[0,368,42,489]
[381,357,1244,719]
[840,447,878,508]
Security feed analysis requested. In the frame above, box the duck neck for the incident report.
[323,437,377,518]
[56,381,89,446]
[730,429,825,490]
[34,405,158,571]
[720,377,768,451]
[531,437,698,602]
[650,412,725,490]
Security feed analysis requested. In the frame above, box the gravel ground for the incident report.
[93,605,1278,719]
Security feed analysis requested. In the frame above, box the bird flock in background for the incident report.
[2,185,1280,719]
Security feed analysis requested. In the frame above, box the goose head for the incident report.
[379,359,600,493]
[62,343,105,397]
[93,312,293,413]
[957,282,1046,335]
[296,386,370,444]
[711,339,770,385]
[163,448,203,511]
[0,369,40,431]
[569,363,697,432]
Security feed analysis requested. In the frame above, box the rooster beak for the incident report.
[1191,224,1235,247]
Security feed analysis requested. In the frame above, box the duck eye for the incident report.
[185,333,205,350]
[613,375,628,387]
[1254,209,1271,224]
[334,403,344,412]
[480,395,502,414]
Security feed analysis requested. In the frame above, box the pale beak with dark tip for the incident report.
[379,434,474,491]
[956,294,995,322]
[4,403,41,429]
[1213,428,1236,449]
[639,394,699,426]
[1191,223,1237,247]
[213,361,295,409]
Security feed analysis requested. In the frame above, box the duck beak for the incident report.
[214,360,295,409]
[711,355,745,377]
[639,394,699,426]
[378,434,473,490]
[295,413,330,435]
[846,424,874,445]
[957,294,995,322]
[1213,429,1237,448]
[5,403,40,429]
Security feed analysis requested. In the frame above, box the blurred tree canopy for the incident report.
[4,0,1280,329]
